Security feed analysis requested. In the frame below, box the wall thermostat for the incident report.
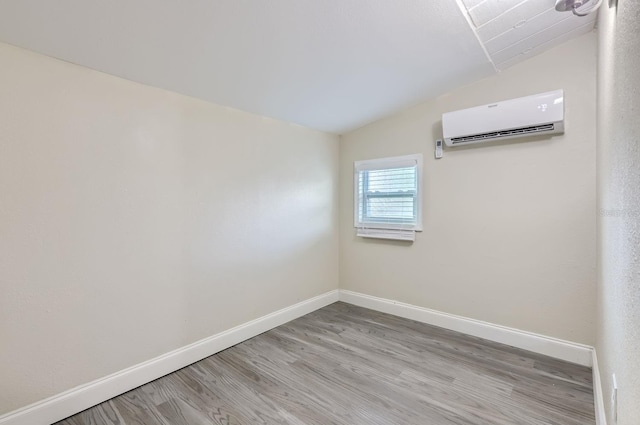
[435,139,443,159]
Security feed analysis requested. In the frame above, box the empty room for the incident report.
[1,0,638,424]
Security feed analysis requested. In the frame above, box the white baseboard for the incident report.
[592,349,608,425]
[0,290,339,425]
[1,288,597,425]
[339,290,594,367]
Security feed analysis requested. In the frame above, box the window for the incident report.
[354,154,423,241]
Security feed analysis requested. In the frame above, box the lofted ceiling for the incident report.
[0,1,596,134]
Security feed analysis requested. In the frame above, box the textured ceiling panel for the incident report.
[485,11,595,54]
[491,16,595,64]
[461,0,488,9]
[494,21,594,69]
[476,0,552,41]
[467,0,529,27]
[461,0,597,70]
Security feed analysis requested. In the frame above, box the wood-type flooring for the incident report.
[57,302,595,425]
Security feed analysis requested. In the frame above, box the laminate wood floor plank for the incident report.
[275,312,544,423]
[322,310,589,404]
[165,369,252,425]
[205,354,343,425]
[56,419,82,425]
[109,390,169,425]
[156,397,221,425]
[313,306,539,373]
[234,333,423,425]
[271,319,568,425]
[172,363,289,424]
[55,302,595,425]
[314,304,546,371]
[304,308,542,388]
[68,401,125,425]
[259,329,468,424]
[233,340,436,425]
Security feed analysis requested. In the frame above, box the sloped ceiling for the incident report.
[0,0,596,133]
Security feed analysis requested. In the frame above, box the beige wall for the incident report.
[597,1,640,424]
[339,33,597,345]
[0,42,339,414]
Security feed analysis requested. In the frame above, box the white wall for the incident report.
[597,1,640,423]
[0,42,339,415]
[339,33,597,345]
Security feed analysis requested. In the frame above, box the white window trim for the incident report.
[353,154,423,238]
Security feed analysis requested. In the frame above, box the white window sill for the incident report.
[356,227,416,241]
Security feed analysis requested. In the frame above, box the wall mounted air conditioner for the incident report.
[442,89,564,147]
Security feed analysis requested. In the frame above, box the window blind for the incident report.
[353,155,422,239]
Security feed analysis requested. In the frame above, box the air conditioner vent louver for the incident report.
[451,124,555,144]
[442,90,565,147]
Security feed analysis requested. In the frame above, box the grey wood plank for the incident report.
[222,336,426,425]
[180,359,305,425]
[172,364,284,424]
[109,388,170,425]
[55,301,595,425]
[65,400,125,425]
[55,419,83,425]
[156,397,218,425]
[205,354,345,425]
